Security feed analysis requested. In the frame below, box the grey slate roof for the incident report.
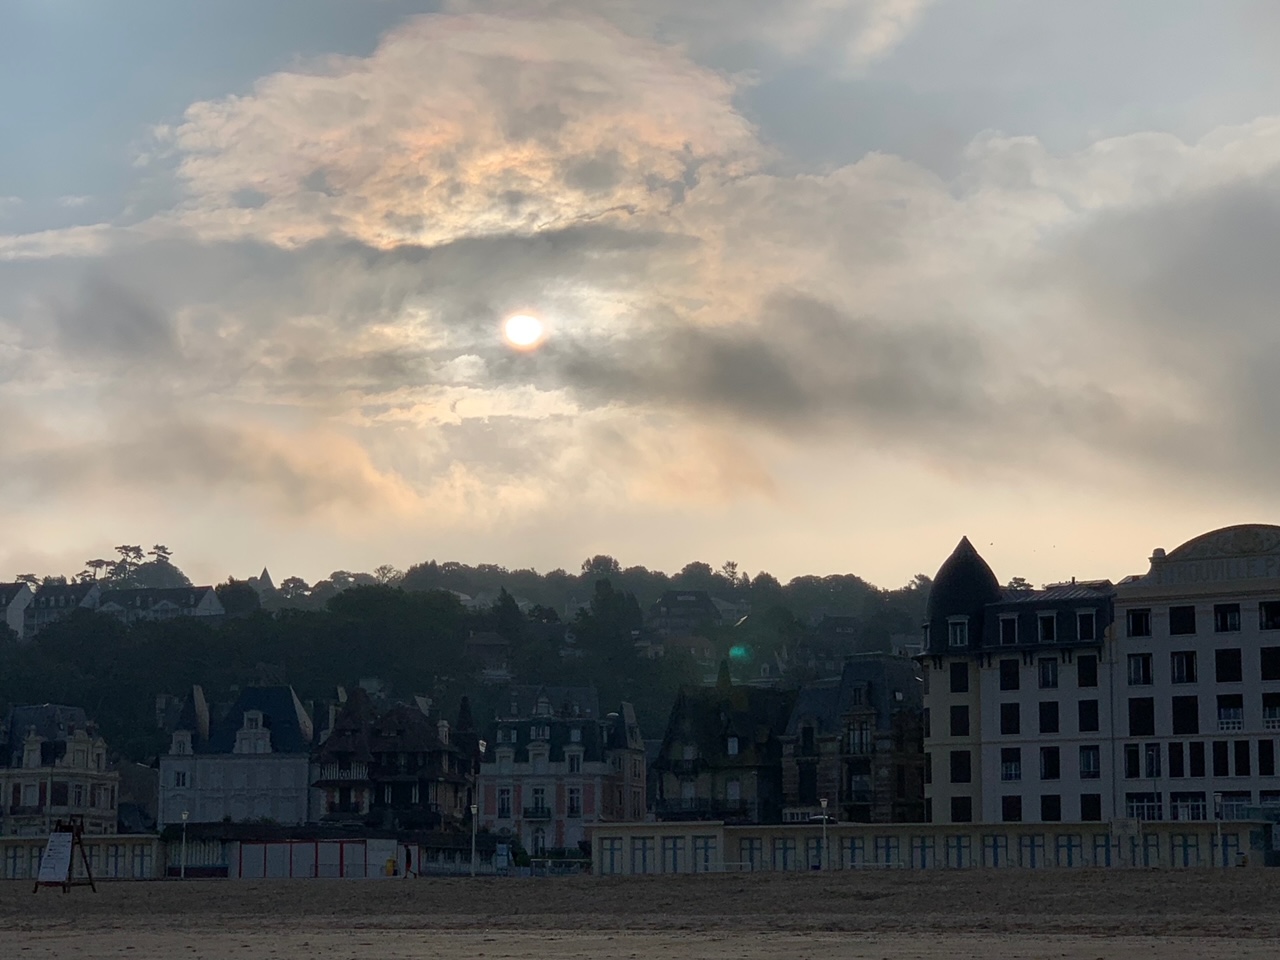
[2,704,92,768]
[202,686,314,754]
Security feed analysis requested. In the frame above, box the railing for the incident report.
[1218,716,1244,732]
[317,763,368,781]
[523,806,553,820]
[1266,715,1280,731]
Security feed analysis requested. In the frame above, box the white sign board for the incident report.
[37,832,74,884]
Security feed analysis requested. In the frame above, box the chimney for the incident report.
[437,719,450,746]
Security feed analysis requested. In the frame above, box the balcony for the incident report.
[523,806,553,820]
[654,798,755,822]
[1217,715,1244,732]
[1266,714,1280,731]
[316,762,369,782]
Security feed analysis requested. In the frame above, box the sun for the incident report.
[503,313,545,349]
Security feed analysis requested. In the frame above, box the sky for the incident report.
[4,0,1280,590]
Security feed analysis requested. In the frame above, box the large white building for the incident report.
[922,524,1280,854]
[158,686,317,829]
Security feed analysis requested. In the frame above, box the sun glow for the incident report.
[503,313,545,349]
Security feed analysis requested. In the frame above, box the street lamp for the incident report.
[1213,792,1224,868]
[819,798,829,871]
[470,803,479,877]
[180,810,189,880]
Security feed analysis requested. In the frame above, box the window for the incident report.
[1128,653,1153,686]
[1265,692,1280,730]
[948,620,969,648]
[1262,601,1280,631]
[1080,794,1102,821]
[1079,745,1100,780]
[1214,603,1241,633]
[568,754,581,773]
[950,796,973,823]
[1144,743,1161,779]
[1126,792,1162,821]
[1000,703,1021,735]
[1040,794,1062,822]
[1129,698,1155,737]
[1235,739,1252,776]
[1169,742,1185,778]
[1262,647,1280,681]
[1127,609,1152,637]
[999,659,1020,690]
[1038,658,1058,689]
[1260,740,1275,777]
[999,617,1018,645]
[1213,740,1230,777]
[1172,696,1199,735]
[570,728,582,743]
[1038,613,1056,643]
[172,771,187,788]
[950,750,972,784]
[1190,741,1206,778]
[1040,747,1060,780]
[1076,655,1098,688]
[1078,699,1099,733]
[568,787,582,817]
[1171,651,1197,684]
[1124,744,1140,778]
[949,705,970,737]
[1169,605,1197,635]
[1076,611,1096,642]
[1216,648,1243,683]
[1217,694,1244,732]
[949,661,969,693]
[1039,701,1059,734]
[726,736,739,756]
[1001,747,1022,782]
[923,709,931,739]
[1001,795,1022,822]
[498,788,511,819]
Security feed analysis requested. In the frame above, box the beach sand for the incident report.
[6,870,1280,959]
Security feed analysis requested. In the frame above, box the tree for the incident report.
[580,555,621,579]
[373,564,404,586]
[15,574,38,586]
[279,577,311,601]
[148,544,173,564]
[216,578,261,617]
[1006,577,1033,592]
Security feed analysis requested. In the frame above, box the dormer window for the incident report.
[570,728,581,743]
[246,712,261,730]
[727,736,739,756]
[947,618,969,648]
[536,698,551,717]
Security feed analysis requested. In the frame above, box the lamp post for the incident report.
[180,810,189,880]
[470,803,479,877]
[1213,792,1223,868]
[819,797,829,870]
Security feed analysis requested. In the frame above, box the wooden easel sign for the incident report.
[34,821,96,894]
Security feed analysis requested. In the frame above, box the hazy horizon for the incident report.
[5,2,1280,591]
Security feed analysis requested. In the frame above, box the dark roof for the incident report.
[786,655,922,737]
[924,537,1001,654]
[99,586,217,611]
[657,684,796,766]
[369,704,457,756]
[999,581,1113,603]
[502,685,600,720]
[203,686,313,754]
[2,704,92,767]
[0,582,31,606]
[30,582,98,605]
[315,686,378,763]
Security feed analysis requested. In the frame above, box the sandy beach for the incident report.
[7,870,1280,959]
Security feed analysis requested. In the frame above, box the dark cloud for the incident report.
[51,276,178,362]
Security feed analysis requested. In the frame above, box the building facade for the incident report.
[97,586,224,624]
[313,689,477,832]
[0,705,119,836]
[922,524,1280,830]
[159,685,316,828]
[780,655,926,825]
[23,582,101,639]
[478,686,645,855]
[651,672,795,825]
[1110,524,1280,823]
[590,817,1271,874]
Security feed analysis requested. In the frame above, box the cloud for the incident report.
[444,0,934,70]
[158,13,757,249]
